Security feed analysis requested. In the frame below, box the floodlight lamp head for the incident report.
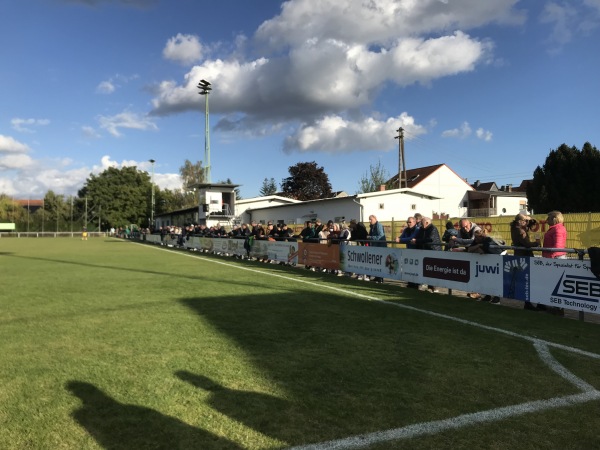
[200,79,211,86]
[149,159,155,163]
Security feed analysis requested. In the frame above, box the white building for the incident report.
[236,164,529,224]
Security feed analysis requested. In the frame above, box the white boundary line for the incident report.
[136,243,600,449]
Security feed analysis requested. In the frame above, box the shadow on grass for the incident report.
[175,371,292,443]
[66,381,242,450]
[177,293,434,445]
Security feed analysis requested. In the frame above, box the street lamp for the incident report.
[149,159,155,229]
[197,79,212,183]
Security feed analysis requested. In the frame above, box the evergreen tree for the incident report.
[259,178,278,196]
[527,142,600,213]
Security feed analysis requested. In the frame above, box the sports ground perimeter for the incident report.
[145,243,600,449]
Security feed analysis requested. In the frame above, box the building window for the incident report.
[379,203,384,209]
[411,204,416,210]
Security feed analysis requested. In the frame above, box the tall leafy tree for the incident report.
[259,177,278,196]
[180,159,205,189]
[281,161,332,201]
[0,194,26,223]
[527,142,600,213]
[43,190,70,231]
[78,166,152,228]
[356,160,392,193]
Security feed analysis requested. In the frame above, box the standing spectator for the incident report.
[511,214,540,257]
[451,219,481,248]
[338,222,351,243]
[349,219,368,245]
[511,213,542,310]
[280,223,294,241]
[239,224,250,238]
[543,210,567,315]
[441,221,459,251]
[367,214,387,283]
[300,220,317,242]
[542,211,567,259]
[450,218,483,299]
[314,219,324,236]
[411,217,442,293]
[367,215,387,247]
[396,216,420,288]
[396,216,420,248]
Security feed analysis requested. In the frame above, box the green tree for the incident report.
[356,160,392,194]
[43,190,70,232]
[0,195,28,231]
[78,166,152,228]
[281,161,332,201]
[259,177,278,196]
[527,142,600,213]
[180,159,205,189]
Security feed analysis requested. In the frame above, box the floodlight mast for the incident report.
[149,159,155,228]
[197,79,212,183]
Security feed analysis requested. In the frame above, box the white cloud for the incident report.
[283,112,426,153]
[0,153,34,170]
[441,122,492,141]
[81,126,101,139]
[255,0,525,51]
[0,134,31,154]
[540,0,600,52]
[540,2,578,50]
[476,127,493,141]
[149,0,521,140]
[442,122,472,139]
[163,33,203,66]
[97,111,158,137]
[10,118,50,133]
[95,74,139,94]
[96,80,116,94]
[0,151,181,197]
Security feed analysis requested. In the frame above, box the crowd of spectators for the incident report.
[133,213,575,308]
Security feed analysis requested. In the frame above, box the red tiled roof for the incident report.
[16,199,44,207]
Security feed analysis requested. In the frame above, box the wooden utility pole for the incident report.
[395,127,407,189]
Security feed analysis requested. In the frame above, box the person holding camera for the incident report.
[511,214,543,310]
[510,214,540,257]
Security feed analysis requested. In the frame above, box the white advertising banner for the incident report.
[530,257,599,313]
[340,246,402,280]
[400,249,504,296]
[141,235,599,316]
[267,241,300,265]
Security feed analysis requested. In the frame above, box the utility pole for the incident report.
[394,127,407,189]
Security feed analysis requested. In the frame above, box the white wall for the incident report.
[248,197,362,225]
[496,195,528,217]
[411,165,472,218]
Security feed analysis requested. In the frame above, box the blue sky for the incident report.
[1,0,599,200]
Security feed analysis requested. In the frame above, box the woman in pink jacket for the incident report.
[542,211,567,259]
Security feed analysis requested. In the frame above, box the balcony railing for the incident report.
[468,207,497,217]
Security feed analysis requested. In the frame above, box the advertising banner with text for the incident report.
[340,245,402,280]
[298,242,340,270]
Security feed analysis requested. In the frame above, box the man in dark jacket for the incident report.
[412,217,442,292]
[349,219,368,245]
[412,217,442,251]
